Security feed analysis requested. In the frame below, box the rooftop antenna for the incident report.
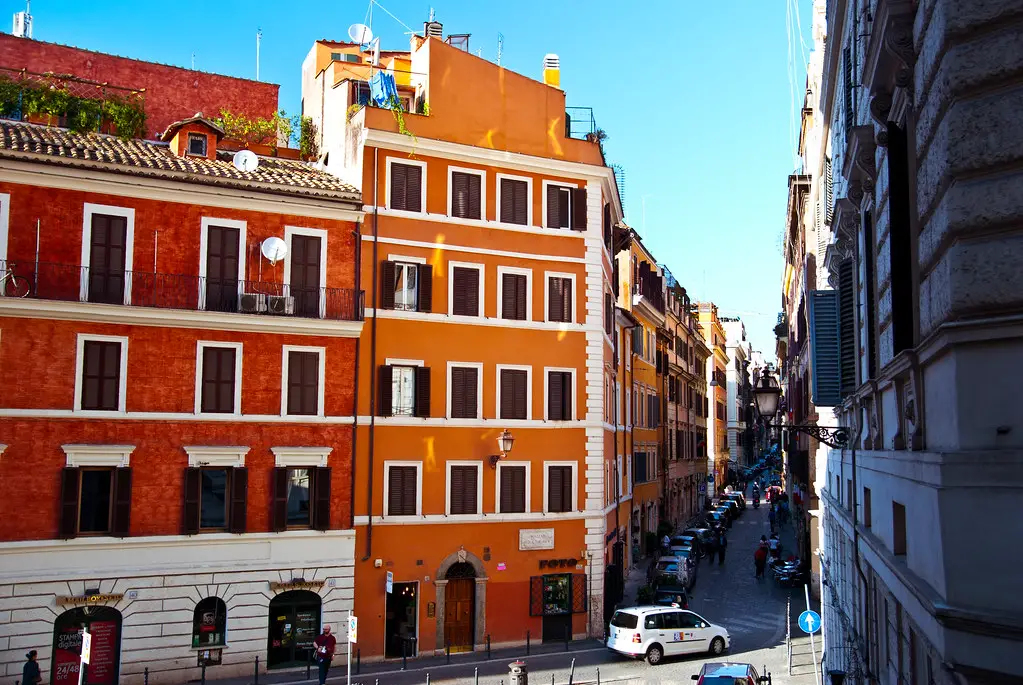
[497,33,504,65]
[348,23,380,66]
[12,0,32,38]
[191,52,195,70]
[256,29,262,81]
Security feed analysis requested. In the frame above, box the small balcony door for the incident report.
[290,234,322,317]
[87,214,128,304]
[205,225,241,312]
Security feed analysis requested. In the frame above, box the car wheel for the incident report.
[646,644,664,665]
[709,637,726,655]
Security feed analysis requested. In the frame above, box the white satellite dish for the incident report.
[348,23,374,45]
[233,149,260,173]
[261,236,288,265]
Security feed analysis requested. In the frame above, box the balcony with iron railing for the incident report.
[0,260,364,322]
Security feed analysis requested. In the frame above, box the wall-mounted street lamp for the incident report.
[752,370,850,448]
[488,429,515,468]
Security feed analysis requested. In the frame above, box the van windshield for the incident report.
[610,611,638,629]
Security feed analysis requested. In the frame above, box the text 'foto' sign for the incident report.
[798,610,821,635]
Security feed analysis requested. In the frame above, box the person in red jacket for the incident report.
[313,625,337,685]
[754,536,769,579]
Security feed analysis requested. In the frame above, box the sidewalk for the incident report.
[202,639,606,685]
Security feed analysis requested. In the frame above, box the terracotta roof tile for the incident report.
[0,120,361,201]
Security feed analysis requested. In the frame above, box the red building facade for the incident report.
[0,118,363,684]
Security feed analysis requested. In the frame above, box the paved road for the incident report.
[211,490,820,685]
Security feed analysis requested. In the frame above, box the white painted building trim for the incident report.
[444,460,484,516]
[446,165,487,219]
[366,307,589,333]
[446,361,484,419]
[283,225,329,317]
[73,333,129,413]
[363,206,586,239]
[447,260,485,317]
[385,357,425,367]
[387,253,427,265]
[62,444,135,467]
[183,446,249,468]
[495,265,533,321]
[493,172,534,227]
[383,460,423,517]
[543,366,578,421]
[494,460,532,514]
[495,364,533,421]
[361,233,587,264]
[542,460,579,513]
[194,341,244,416]
[544,271,577,323]
[271,446,332,467]
[354,511,587,526]
[385,157,428,213]
[80,202,135,304]
[0,192,10,263]
[280,345,326,417]
[197,217,247,309]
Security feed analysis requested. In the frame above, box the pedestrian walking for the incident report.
[754,537,769,579]
[23,651,41,685]
[768,506,777,534]
[769,534,781,560]
[717,531,727,565]
[313,625,337,685]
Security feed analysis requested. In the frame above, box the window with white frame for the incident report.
[449,167,484,220]
[75,334,128,412]
[497,266,532,321]
[545,272,575,323]
[447,362,482,419]
[388,159,426,213]
[282,346,325,416]
[449,262,484,317]
[446,461,482,515]
[81,203,135,306]
[545,368,575,421]
[497,174,531,226]
[392,365,417,416]
[544,462,576,513]
[196,341,243,414]
[385,461,422,516]
[496,462,529,513]
[395,261,420,311]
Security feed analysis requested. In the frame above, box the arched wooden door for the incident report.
[443,562,475,652]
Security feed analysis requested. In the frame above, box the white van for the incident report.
[607,606,730,665]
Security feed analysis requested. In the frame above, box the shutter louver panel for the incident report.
[843,47,854,133]
[183,467,201,535]
[111,467,132,538]
[388,466,416,516]
[529,576,543,616]
[809,289,842,406]
[414,366,431,417]
[450,465,478,514]
[405,164,422,212]
[271,467,289,532]
[500,465,526,513]
[390,163,407,210]
[417,264,433,312]
[546,184,561,227]
[452,267,479,316]
[548,466,564,512]
[59,467,80,539]
[313,467,332,531]
[838,259,857,398]
[450,367,478,419]
[500,369,527,419]
[570,187,587,230]
[468,173,482,220]
[451,172,469,218]
[500,178,515,223]
[381,261,396,310]
[229,467,248,534]
[825,158,834,226]
[502,273,527,320]
[378,365,394,416]
[548,371,564,420]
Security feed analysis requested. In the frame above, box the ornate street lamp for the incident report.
[752,370,850,448]
[489,429,515,468]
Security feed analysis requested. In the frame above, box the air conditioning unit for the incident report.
[267,295,295,315]
[239,292,267,313]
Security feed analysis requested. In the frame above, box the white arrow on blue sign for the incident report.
[798,610,822,635]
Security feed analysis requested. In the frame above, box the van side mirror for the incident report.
[691,676,699,681]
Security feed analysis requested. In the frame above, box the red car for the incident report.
[691,662,772,685]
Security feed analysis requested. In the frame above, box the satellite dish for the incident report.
[233,149,259,173]
[348,23,374,45]
[261,236,288,265]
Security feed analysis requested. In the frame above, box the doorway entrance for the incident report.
[443,562,475,652]
[540,574,572,642]
[384,582,418,659]
[51,606,122,685]
[267,590,321,668]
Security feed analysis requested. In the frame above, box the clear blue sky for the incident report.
[11,0,812,353]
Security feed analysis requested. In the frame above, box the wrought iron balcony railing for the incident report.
[1,260,364,322]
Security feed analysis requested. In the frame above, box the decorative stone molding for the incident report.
[184,446,249,468]
[271,446,332,467]
[62,444,135,468]
[870,92,893,146]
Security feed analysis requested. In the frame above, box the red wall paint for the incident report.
[0,420,354,541]
[0,35,279,139]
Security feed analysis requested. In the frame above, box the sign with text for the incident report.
[80,633,92,665]
[518,528,555,551]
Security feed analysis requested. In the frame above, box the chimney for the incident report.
[542,54,560,88]
[424,9,443,40]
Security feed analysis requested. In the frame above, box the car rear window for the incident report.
[700,677,748,685]
[611,611,638,629]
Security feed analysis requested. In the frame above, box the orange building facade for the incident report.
[304,31,623,659]
[0,114,364,683]
[698,303,731,493]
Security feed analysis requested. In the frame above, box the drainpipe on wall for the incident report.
[349,218,362,529]
[363,147,380,562]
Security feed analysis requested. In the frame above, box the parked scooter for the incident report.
[753,494,760,509]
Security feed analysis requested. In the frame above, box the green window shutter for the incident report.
[809,290,842,406]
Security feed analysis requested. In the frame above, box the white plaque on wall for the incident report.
[519,528,555,551]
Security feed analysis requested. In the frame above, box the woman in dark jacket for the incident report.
[23,650,42,685]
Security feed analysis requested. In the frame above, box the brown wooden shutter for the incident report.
[549,371,564,420]
[548,278,562,322]
[450,366,477,418]
[271,467,289,532]
[467,173,481,220]
[465,268,480,316]
[571,574,588,612]
[288,351,319,415]
[59,467,81,539]
[500,465,526,513]
[548,465,564,511]
[500,178,515,223]
[414,366,431,417]
[313,467,332,531]
[570,187,587,230]
[111,467,132,537]
[390,163,407,210]
[449,465,477,514]
[501,273,518,320]
[228,467,248,534]
[546,184,561,227]
[452,171,469,218]
[514,370,527,419]
[417,264,433,312]
[561,279,572,322]
[406,164,422,212]
[380,260,396,310]
[388,465,417,516]
[559,466,573,510]
[378,365,394,416]
[183,467,201,535]
[529,576,544,616]
[452,267,468,315]
[501,178,528,225]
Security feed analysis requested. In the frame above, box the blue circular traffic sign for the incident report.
[798,610,821,634]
